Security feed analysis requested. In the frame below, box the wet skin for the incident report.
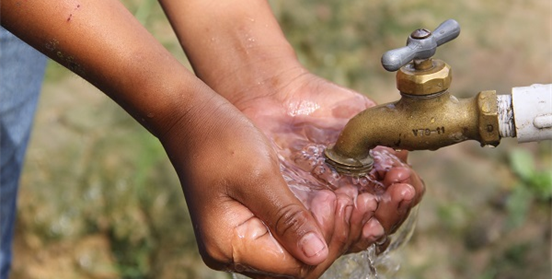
[221,72,425,278]
[2,0,425,277]
[158,0,425,275]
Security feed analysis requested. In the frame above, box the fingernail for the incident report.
[401,184,416,200]
[363,218,384,240]
[300,232,327,258]
[398,185,415,213]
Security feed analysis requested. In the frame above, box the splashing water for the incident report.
[319,207,418,279]
[232,207,417,279]
[281,143,396,196]
[234,122,417,278]
[280,142,417,279]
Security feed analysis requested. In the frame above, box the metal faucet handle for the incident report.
[381,19,461,72]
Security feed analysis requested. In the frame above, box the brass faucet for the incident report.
[324,19,502,176]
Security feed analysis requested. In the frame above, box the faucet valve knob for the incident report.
[381,19,461,72]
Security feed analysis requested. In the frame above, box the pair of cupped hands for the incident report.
[160,67,425,279]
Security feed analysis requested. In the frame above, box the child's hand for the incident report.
[217,70,425,277]
[158,94,345,278]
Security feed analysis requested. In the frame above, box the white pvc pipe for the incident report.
[498,84,552,142]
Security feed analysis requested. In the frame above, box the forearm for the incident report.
[1,0,212,137]
[159,0,304,104]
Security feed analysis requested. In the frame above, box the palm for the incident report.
[238,73,424,252]
[185,72,425,278]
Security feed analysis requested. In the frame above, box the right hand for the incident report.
[230,71,425,257]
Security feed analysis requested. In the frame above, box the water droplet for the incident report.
[306,145,319,155]
[313,165,325,175]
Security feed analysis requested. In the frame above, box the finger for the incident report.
[347,218,385,253]
[302,186,356,278]
[381,161,425,206]
[349,193,377,246]
[226,205,307,278]
[234,168,329,266]
[309,190,337,243]
[332,186,356,250]
[383,166,411,186]
[375,183,415,234]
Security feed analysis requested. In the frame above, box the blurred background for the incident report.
[11,0,551,278]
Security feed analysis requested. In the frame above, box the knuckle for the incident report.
[274,203,311,238]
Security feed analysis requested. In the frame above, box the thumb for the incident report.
[236,172,329,266]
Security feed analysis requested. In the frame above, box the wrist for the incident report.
[161,0,305,105]
[211,54,306,109]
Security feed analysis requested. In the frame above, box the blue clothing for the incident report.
[0,27,47,279]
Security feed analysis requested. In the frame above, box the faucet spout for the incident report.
[324,90,501,175]
[325,19,509,176]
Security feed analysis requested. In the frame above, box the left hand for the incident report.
[227,69,425,273]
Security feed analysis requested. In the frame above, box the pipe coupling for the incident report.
[477,90,500,147]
